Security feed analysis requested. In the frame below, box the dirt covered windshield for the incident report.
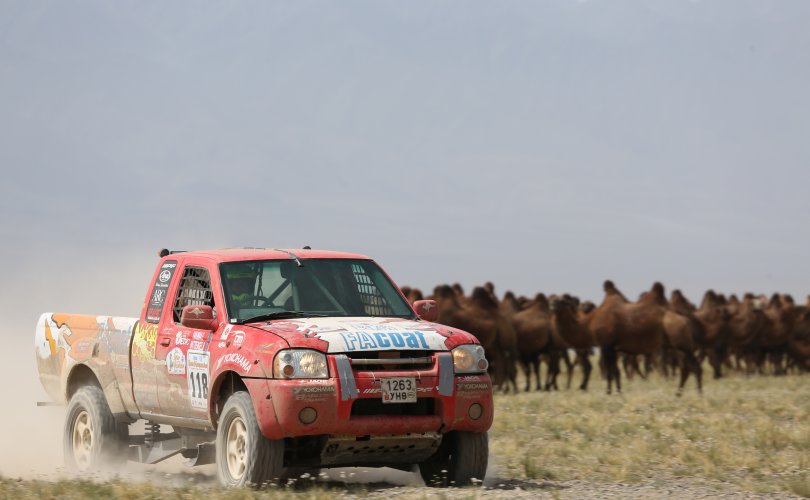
[220,258,414,323]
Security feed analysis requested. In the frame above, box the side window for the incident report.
[351,263,393,316]
[173,266,215,323]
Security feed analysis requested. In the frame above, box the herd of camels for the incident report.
[401,281,810,395]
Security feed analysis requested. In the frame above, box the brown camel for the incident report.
[693,290,732,378]
[433,285,518,392]
[506,293,554,391]
[591,281,702,395]
[549,295,594,391]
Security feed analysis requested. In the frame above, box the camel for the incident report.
[505,293,554,392]
[726,294,766,374]
[549,295,594,391]
[433,285,518,392]
[693,290,732,378]
[590,281,702,395]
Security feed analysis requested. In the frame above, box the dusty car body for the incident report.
[35,248,493,487]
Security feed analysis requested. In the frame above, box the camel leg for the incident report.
[676,350,688,397]
[520,359,531,392]
[622,353,634,380]
[508,357,519,394]
[533,357,542,391]
[550,353,561,391]
[563,350,574,390]
[709,345,724,379]
[692,350,703,394]
[579,351,592,391]
[602,346,617,395]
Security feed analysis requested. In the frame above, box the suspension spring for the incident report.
[144,421,161,448]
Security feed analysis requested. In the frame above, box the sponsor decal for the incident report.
[167,347,186,375]
[193,331,205,341]
[217,341,227,348]
[256,343,276,353]
[264,319,451,353]
[133,321,159,363]
[339,331,429,351]
[292,386,335,394]
[74,340,91,354]
[147,260,177,323]
[220,325,233,341]
[456,383,489,391]
[187,350,210,409]
[175,332,190,346]
[217,353,252,373]
[233,332,245,347]
[293,385,336,401]
[460,375,483,382]
[190,340,206,350]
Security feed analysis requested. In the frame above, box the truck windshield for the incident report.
[220,259,415,324]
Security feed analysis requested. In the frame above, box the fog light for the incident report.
[468,403,483,420]
[299,407,317,425]
[478,358,489,370]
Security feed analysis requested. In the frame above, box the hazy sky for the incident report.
[2,1,810,316]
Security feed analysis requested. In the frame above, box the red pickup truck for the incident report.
[35,248,493,487]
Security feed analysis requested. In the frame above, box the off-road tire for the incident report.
[63,385,127,472]
[216,391,283,488]
[419,431,488,487]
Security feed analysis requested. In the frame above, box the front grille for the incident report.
[346,350,434,371]
[351,397,435,417]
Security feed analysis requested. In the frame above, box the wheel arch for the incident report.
[210,370,248,426]
[65,363,101,401]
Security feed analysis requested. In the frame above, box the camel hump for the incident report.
[603,280,617,293]
[471,286,499,309]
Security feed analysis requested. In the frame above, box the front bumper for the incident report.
[244,352,494,440]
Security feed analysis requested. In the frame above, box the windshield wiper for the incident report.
[237,311,330,324]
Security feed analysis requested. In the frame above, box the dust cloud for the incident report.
[0,249,153,479]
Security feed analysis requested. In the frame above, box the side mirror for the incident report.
[413,300,438,322]
[180,305,218,331]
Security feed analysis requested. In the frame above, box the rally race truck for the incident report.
[35,248,493,487]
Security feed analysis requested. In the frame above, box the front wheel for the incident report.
[419,431,488,487]
[63,385,127,472]
[216,392,283,488]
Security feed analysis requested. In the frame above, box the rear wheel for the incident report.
[63,385,126,472]
[216,392,283,488]
[419,431,488,487]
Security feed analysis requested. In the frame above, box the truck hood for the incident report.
[251,316,476,353]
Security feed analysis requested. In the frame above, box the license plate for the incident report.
[381,377,417,404]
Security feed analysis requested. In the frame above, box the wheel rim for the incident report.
[226,416,248,480]
[72,410,94,471]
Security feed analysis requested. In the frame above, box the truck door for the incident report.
[154,263,221,418]
[131,259,179,415]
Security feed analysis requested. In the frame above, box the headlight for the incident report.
[273,349,328,379]
[452,344,488,374]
